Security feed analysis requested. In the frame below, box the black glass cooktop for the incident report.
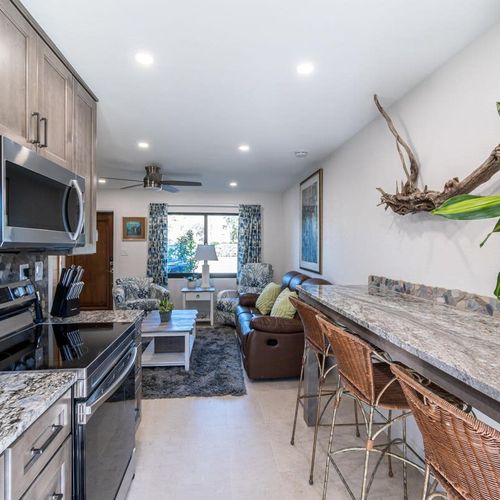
[0,322,133,372]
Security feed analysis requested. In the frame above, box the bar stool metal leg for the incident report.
[290,345,308,446]
[309,352,326,484]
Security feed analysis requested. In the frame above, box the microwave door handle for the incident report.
[76,346,137,425]
[67,179,84,241]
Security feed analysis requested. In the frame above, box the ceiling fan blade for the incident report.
[160,180,202,187]
[161,184,179,193]
[102,176,142,182]
[120,184,143,190]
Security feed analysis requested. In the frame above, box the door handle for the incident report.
[39,117,48,148]
[29,112,40,144]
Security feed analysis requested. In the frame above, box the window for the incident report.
[167,213,238,277]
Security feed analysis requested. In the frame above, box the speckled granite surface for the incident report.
[0,372,76,454]
[48,309,144,324]
[299,284,500,402]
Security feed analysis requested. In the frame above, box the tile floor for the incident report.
[127,376,424,499]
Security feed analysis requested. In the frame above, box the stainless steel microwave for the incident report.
[0,136,85,251]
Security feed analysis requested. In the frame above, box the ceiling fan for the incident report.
[101,165,202,192]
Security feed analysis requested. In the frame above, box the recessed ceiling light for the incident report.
[135,51,154,66]
[296,62,315,76]
[229,181,238,187]
[98,178,107,184]
[294,150,309,158]
[138,142,149,149]
[238,144,250,152]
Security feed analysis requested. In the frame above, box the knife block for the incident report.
[50,283,81,318]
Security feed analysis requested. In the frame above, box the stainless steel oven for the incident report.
[75,342,138,500]
[0,135,85,250]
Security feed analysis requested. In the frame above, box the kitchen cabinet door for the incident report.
[72,80,97,252]
[0,0,37,147]
[37,40,74,169]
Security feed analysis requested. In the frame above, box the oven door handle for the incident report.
[77,346,137,425]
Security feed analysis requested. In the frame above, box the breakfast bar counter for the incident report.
[298,284,500,423]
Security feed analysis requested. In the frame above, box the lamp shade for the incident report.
[194,244,218,261]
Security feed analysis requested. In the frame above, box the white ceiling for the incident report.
[22,0,500,192]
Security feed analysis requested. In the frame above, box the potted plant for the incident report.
[432,103,500,299]
[158,298,174,323]
[186,274,198,289]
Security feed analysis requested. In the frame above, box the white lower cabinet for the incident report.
[2,390,72,499]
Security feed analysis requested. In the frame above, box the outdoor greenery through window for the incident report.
[167,213,238,277]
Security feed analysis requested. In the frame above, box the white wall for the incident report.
[283,22,500,298]
[97,189,284,307]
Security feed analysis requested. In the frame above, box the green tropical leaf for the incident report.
[497,102,500,117]
[495,272,500,300]
[432,195,500,220]
[480,218,500,247]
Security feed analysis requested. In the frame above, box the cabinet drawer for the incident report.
[185,292,211,301]
[21,437,71,500]
[6,390,71,500]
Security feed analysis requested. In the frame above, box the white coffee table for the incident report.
[141,309,198,371]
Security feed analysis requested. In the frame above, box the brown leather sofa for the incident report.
[235,270,331,379]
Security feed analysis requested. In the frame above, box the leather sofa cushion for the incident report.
[236,304,261,317]
[281,271,300,289]
[250,316,304,333]
[288,273,310,291]
[239,293,259,307]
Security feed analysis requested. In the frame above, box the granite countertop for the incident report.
[48,309,144,324]
[299,284,500,402]
[0,372,76,454]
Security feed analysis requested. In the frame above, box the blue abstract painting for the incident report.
[300,169,322,273]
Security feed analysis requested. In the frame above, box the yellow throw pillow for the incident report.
[270,288,298,319]
[256,282,282,315]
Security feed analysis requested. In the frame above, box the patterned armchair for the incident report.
[113,277,169,312]
[216,263,273,326]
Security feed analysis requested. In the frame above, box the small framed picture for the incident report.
[122,217,147,241]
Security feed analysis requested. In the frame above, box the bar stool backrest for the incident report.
[317,316,375,404]
[391,364,500,500]
[290,297,328,352]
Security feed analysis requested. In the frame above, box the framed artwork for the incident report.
[300,169,322,274]
[122,217,147,241]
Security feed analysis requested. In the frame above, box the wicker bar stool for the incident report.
[391,364,500,500]
[289,298,361,485]
[317,316,423,500]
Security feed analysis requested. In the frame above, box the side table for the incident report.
[180,287,216,326]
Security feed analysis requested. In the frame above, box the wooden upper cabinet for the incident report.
[73,81,97,248]
[37,40,74,169]
[0,0,37,147]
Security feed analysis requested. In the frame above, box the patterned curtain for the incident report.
[147,203,168,286]
[237,204,262,279]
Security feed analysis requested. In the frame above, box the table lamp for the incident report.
[194,244,218,288]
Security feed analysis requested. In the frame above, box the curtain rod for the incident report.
[167,203,239,208]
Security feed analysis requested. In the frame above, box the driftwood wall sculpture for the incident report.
[374,94,500,215]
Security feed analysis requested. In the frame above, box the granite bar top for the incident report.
[299,284,500,403]
[48,309,144,324]
[0,372,76,454]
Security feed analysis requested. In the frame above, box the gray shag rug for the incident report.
[142,325,246,399]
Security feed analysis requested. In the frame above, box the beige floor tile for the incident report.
[128,371,424,500]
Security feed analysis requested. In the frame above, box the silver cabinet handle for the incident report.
[39,117,48,148]
[30,112,40,144]
[25,424,64,472]
[51,494,63,500]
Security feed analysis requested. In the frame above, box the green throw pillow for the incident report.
[270,288,298,319]
[256,282,282,315]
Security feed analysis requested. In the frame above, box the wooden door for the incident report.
[0,0,37,147]
[37,40,73,169]
[72,80,97,250]
[66,212,114,310]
